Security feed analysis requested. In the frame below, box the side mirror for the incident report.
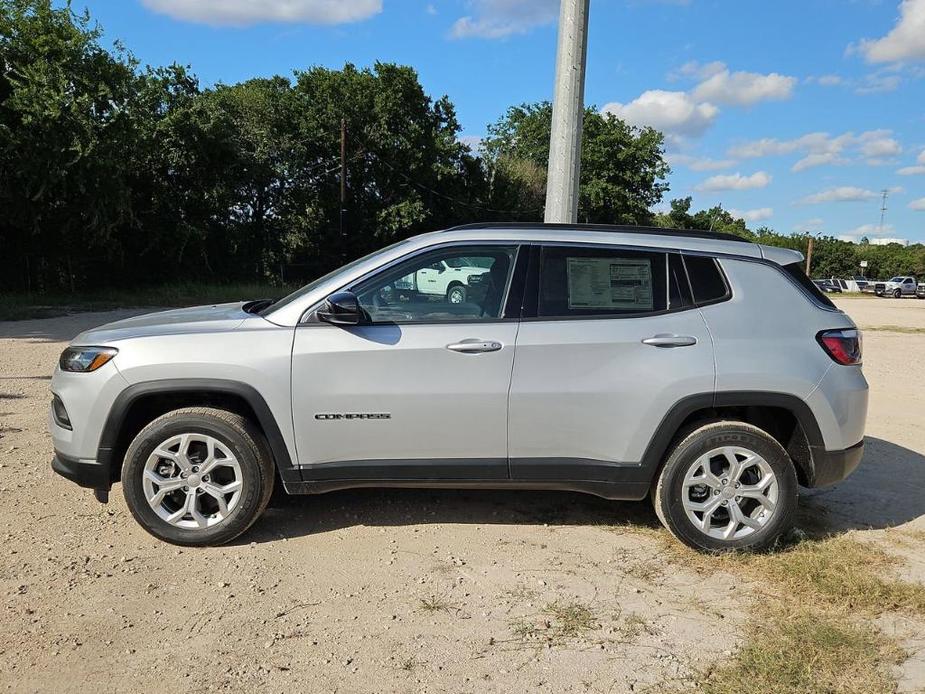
[317,290,364,326]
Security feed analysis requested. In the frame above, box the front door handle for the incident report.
[642,334,697,348]
[447,339,504,354]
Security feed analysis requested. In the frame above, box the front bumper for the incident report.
[52,451,112,501]
[809,439,864,487]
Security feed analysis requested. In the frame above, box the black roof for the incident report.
[444,222,750,244]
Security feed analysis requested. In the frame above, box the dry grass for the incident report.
[621,529,925,692]
[510,600,598,644]
[697,607,905,694]
[666,534,925,616]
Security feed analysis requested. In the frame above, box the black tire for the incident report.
[893,289,902,299]
[446,283,467,304]
[121,407,275,546]
[653,421,798,552]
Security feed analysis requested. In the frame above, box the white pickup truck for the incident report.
[874,276,919,298]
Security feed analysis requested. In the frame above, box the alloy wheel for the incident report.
[142,433,243,529]
[681,446,779,541]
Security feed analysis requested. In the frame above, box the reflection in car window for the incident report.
[353,246,518,323]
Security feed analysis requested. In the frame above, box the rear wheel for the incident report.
[446,284,467,304]
[653,421,798,552]
[121,407,274,546]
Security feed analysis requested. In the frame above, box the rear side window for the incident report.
[538,246,667,317]
[683,255,729,305]
[782,261,836,309]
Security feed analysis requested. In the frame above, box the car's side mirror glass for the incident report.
[317,290,365,326]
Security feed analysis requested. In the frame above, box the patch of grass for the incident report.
[0,282,300,321]
[697,607,905,694]
[417,594,458,614]
[510,600,598,645]
[864,325,925,335]
[667,534,925,616]
[618,613,655,640]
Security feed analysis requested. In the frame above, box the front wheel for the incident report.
[121,407,275,546]
[653,421,798,552]
[893,289,902,299]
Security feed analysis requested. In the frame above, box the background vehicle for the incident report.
[874,276,917,298]
[49,223,868,553]
[918,281,925,299]
[813,279,842,294]
[393,256,492,305]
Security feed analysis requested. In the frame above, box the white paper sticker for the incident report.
[566,257,653,310]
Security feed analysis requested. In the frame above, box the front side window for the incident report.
[537,246,668,318]
[353,245,518,323]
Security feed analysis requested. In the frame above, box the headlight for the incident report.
[59,346,118,372]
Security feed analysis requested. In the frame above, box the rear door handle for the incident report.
[642,334,697,348]
[447,339,504,354]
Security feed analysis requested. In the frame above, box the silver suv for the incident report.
[49,223,868,552]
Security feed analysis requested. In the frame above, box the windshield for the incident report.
[259,239,411,316]
[889,277,904,282]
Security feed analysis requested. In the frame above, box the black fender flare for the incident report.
[639,390,825,484]
[97,378,299,485]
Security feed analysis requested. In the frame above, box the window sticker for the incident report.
[566,257,654,310]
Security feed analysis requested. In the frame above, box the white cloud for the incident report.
[898,165,925,175]
[795,218,824,234]
[799,187,880,204]
[919,149,925,164]
[842,223,896,241]
[855,72,903,94]
[694,171,772,192]
[855,0,925,63]
[910,197,925,210]
[815,74,845,86]
[691,67,796,106]
[140,0,381,25]
[449,0,558,39]
[729,130,902,170]
[727,207,774,222]
[667,153,736,171]
[457,135,483,151]
[602,91,719,138]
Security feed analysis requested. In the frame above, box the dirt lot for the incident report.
[1,298,923,693]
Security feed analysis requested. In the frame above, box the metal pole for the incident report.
[545,0,591,224]
[340,118,347,247]
[805,236,814,276]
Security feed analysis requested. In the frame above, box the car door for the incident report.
[508,245,715,488]
[291,243,524,481]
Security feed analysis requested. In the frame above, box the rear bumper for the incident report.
[52,450,111,492]
[809,440,864,487]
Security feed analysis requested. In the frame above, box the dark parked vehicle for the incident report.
[813,279,842,294]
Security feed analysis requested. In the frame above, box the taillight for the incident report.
[817,329,862,365]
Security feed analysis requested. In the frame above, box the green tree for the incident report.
[482,102,670,224]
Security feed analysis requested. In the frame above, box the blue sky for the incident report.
[74,0,925,242]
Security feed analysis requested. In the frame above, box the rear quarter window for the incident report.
[781,261,836,309]
[683,255,730,305]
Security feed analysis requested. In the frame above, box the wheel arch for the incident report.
[98,379,299,487]
[641,391,824,488]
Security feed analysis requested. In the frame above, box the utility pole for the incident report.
[340,118,347,250]
[805,236,814,277]
[878,189,888,235]
[544,0,591,224]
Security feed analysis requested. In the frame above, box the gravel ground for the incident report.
[0,297,923,693]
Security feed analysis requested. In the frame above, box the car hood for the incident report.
[72,302,252,345]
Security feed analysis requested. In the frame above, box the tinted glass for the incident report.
[782,261,836,309]
[668,253,693,310]
[684,255,729,304]
[353,246,517,322]
[538,246,667,317]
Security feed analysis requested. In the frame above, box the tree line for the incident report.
[1,0,922,294]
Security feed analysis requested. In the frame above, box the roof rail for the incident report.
[443,221,750,244]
